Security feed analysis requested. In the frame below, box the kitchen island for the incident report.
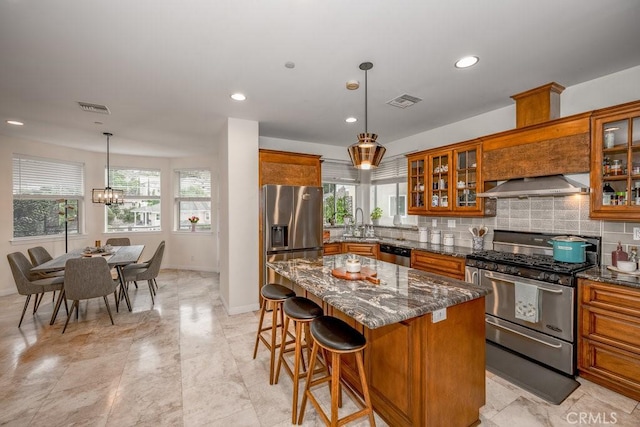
[267,254,492,427]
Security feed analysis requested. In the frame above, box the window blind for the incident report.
[372,157,407,184]
[322,161,360,183]
[13,155,84,197]
[176,169,211,199]
[110,168,161,197]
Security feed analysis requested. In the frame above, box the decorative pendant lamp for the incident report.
[348,62,386,169]
[92,132,124,205]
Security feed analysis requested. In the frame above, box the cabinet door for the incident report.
[408,155,426,213]
[342,243,379,258]
[323,242,342,255]
[428,151,452,212]
[591,101,640,219]
[453,144,481,214]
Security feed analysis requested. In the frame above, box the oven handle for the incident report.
[484,271,563,294]
[485,318,563,349]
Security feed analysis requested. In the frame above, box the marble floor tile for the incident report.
[1,268,639,426]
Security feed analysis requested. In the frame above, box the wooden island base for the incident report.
[304,288,486,426]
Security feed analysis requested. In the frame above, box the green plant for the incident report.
[370,207,383,220]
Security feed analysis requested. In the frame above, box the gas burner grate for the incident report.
[468,250,592,274]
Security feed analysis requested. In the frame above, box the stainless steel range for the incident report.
[465,230,600,376]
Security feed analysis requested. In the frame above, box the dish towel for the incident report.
[515,282,539,323]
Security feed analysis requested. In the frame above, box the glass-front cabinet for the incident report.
[591,101,640,220]
[407,139,485,216]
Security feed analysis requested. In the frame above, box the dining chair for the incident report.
[7,252,65,327]
[62,257,119,333]
[28,246,65,281]
[105,237,131,246]
[122,241,165,305]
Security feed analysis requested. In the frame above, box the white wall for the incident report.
[0,134,217,296]
[218,118,260,315]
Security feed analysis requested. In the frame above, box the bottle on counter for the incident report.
[612,241,628,267]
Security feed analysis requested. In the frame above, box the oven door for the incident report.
[481,269,574,342]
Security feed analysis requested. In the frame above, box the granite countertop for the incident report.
[578,266,640,290]
[266,254,492,329]
[326,236,474,258]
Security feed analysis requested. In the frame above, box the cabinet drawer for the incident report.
[410,250,465,279]
[581,306,640,354]
[581,280,640,317]
[342,243,379,258]
[323,242,342,255]
[579,338,640,400]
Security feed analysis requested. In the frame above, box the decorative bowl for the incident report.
[345,258,361,273]
[617,260,637,272]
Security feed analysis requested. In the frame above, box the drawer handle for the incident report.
[485,318,563,349]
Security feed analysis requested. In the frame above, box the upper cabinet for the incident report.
[590,100,640,220]
[259,149,322,187]
[408,139,487,217]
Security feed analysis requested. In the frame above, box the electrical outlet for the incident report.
[432,219,438,227]
[447,219,456,228]
[634,227,640,240]
[432,308,447,323]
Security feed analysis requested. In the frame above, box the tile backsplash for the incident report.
[326,194,640,266]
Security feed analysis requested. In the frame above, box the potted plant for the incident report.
[370,207,383,226]
[188,215,199,232]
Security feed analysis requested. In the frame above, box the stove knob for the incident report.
[548,274,560,283]
[538,272,548,281]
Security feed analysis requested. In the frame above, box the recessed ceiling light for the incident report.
[284,61,295,69]
[230,93,246,101]
[345,117,357,123]
[455,56,479,69]
[6,120,24,126]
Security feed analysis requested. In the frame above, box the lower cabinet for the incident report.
[410,250,465,280]
[578,279,640,400]
[327,298,486,426]
[342,242,379,258]
[323,242,342,255]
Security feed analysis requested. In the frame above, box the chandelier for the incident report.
[92,132,124,205]
[348,62,386,169]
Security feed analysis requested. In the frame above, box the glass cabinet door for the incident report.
[429,153,449,209]
[455,148,478,208]
[409,157,425,209]
[602,119,631,206]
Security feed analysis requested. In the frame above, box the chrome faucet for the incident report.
[354,208,364,237]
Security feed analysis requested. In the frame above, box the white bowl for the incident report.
[617,260,637,272]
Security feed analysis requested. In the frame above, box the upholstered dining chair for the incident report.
[122,241,165,305]
[28,246,65,281]
[62,257,118,333]
[105,237,131,246]
[7,252,65,327]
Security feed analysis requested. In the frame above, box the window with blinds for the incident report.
[12,155,84,238]
[371,157,407,184]
[321,161,359,225]
[175,169,211,232]
[369,157,416,226]
[106,168,161,232]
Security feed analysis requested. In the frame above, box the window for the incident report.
[106,168,161,232]
[175,169,211,231]
[322,161,359,225]
[13,155,84,238]
[370,157,416,226]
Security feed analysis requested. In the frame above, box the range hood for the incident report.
[477,175,589,198]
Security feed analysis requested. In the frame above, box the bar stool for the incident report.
[298,315,375,426]
[274,296,325,424]
[253,283,295,384]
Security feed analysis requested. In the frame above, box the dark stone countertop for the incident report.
[325,236,474,258]
[266,254,492,329]
[577,266,640,290]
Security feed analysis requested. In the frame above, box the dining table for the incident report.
[31,245,145,323]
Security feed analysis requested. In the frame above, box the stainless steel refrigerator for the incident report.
[263,185,323,286]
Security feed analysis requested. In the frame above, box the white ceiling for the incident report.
[1,0,640,158]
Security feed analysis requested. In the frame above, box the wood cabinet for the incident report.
[410,250,465,280]
[325,299,486,427]
[407,139,487,217]
[341,242,378,259]
[578,279,640,400]
[590,100,640,220]
[323,242,342,255]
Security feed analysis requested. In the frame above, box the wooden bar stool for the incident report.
[274,296,325,424]
[253,283,295,384]
[298,315,375,426]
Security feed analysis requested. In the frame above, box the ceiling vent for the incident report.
[77,102,111,115]
[387,94,422,109]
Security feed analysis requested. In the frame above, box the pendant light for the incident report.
[92,132,124,205]
[348,62,386,170]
